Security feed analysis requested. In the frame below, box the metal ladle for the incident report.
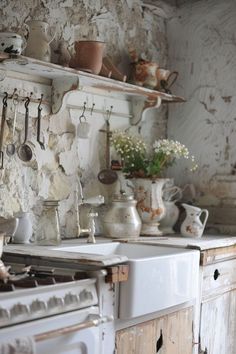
[0,92,8,169]
[17,97,33,162]
[6,94,19,156]
[97,108,118,185]
[37,94,45,150]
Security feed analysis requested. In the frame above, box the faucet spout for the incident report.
[75,179,104,242]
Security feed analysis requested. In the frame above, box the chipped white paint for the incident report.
[0,0,168,238]
[167,0,236,228]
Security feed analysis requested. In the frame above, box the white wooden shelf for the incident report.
[0,53,185,115]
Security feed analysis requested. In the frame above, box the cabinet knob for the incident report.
[30,299,47,313]
[213,269,220,280]
[64,292,79,306]
[10,303,29,318]
[47,296,64,310]
[0,307,10,320]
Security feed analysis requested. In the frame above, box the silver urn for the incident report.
[103,193,141,239]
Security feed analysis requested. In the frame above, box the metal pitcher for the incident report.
[103,193,141,239]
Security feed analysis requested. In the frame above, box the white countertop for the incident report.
[3,234,236,268]
[3,239,128,267]
[121,234,236,251]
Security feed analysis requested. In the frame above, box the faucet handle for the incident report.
[83,195,104,206]
[87,212,98,244]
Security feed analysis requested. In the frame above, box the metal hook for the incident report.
[90,103,95,115]
[12,88,17,97]
[24,96,30,109]
[38,94,43,111]
[79,102,87,119]
[3,92,8,107]
[12,89,19,106]
[106,105,113,121]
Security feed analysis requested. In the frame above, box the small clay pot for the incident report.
[69,40,105,75]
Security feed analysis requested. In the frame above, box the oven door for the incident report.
[0,306,109,354]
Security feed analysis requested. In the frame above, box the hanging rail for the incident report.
[0,90,50,107]
[67,103,133,119]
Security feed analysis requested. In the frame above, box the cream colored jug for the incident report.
[180,203,209,238]
[24,20,56,62]
[160,186,182,235]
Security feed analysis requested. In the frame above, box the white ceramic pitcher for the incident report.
[24,20,56,62]
[160,186,182,234]
[180,203,209,238]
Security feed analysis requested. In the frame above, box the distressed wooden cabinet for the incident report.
[115,307,193,354]
[115,242,236,354]
[199,246,236,354]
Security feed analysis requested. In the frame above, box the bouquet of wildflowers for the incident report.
[111,131,197,178]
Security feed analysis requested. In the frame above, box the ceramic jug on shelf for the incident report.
[0,32,27,55]
[24,20,56,62]
[180,203,209,238]
[12,212,33,244]
[160,186,182,235]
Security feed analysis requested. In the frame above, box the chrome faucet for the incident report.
[76,179,104,243]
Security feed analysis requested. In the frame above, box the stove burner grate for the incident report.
[0,263,90,292]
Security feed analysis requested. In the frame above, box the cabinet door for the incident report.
[200,289,236,354]
[116,307,193,354]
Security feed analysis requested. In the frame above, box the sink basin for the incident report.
[53,242,200,319]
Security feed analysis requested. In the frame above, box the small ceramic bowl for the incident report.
[0,32,27,55]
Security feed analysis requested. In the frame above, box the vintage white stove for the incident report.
[0,261,114,354]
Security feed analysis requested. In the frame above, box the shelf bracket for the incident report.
[52,76,80,114]
[130,96,162,125]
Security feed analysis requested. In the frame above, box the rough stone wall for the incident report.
[167,0,236,230]
[0,0,168,238]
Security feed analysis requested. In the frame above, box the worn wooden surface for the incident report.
[116,307,193,354]
[200,289,236,354]
[199,244,236,354]
[3,244,128,268]
[105,265,129,283]
[200,244,236,265]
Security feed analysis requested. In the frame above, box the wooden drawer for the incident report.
[200,245,236,265]
[202,258,236,299]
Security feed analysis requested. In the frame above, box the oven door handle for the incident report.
[35,315,113,342]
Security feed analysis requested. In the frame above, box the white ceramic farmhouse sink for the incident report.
[53,242,200,319]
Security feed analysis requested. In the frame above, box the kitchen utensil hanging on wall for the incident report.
[6,92,19,156]
[77,102,91,139]
[37,94,45,149]
[97,107,118,184]
[17,97,33,162]
[0,92,8,169]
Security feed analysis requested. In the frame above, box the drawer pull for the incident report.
[213,269,220,280]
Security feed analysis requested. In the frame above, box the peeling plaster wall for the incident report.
[0,0,168,238]
[167,0,236,229]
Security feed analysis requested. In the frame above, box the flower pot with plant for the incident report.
[111,131,197,236]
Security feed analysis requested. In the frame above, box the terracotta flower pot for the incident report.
[69,40,105,75]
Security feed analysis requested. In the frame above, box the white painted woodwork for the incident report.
[202,259,236,299]
[200,289,236,354]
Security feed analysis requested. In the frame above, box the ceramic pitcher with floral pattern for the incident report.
[180,203,209,238]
